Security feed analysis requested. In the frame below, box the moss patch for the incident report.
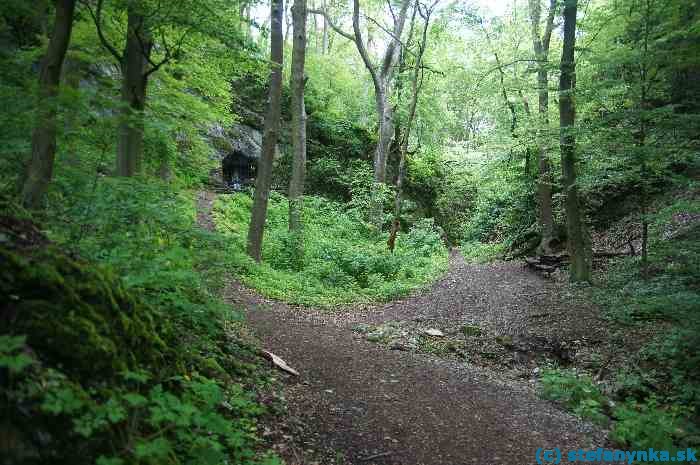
[0,245,170,379]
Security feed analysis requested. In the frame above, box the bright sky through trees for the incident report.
[471,0,512,16]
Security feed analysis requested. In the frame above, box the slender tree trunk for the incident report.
[349,0,411,179]
[310,0,410,226]
[559,0,591,283]
[480,20,517,136]
[639,0,652,277]
[374,88,396,183]
[247,0,284,262]
[309,0,318,52]
[284,1,292,44]
[289,0,307,234]
[389,1,434,251]
[21,0,77,208]
[116,10,151,177]
[239,0,246,35]
[321,0,329,53]
[368,86,395,226]
[367,0,411,226]
[529,0,557,255]
[496,51,517,134]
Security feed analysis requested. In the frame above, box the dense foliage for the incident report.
[213,192,448,305]
[1,0,699,460]
[0,184,280,464]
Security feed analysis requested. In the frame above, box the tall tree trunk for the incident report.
[21,0,77,209]
[310,0,318,52]
[559,0,591,283]
[362,0,411,226]
[362,1,410,187]
[321,0,329,53]
[348,0,412,176]
[116,10,151,177]
[373,88,396,183]
[289,0,307,234]
[368,84,396,226]
[389,1,435,251]
[479,19,517,136]
[310,0,411,226]
[247,0,284,262]
[638,0,652,277]
[284,1,292,44]
[239,0,247,36]
[529,0,556,255]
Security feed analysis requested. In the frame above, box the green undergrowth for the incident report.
[0,179,281,465]
[459,241,506,263]
[541,369,698,456]
[541,196,700,455]
[213,192,449,306]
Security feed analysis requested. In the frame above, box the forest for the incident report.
[0,0,698,463]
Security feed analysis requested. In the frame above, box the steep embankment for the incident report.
[0,209,276,465]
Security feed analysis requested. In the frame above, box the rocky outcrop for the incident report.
[207,122,282,161]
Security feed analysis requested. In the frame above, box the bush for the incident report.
[546,196,700,451]
[611,397,693,450]
[540,369,609,426]
[540,370,698,450]
[460,241,506,263]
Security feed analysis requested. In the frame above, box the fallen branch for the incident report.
[262,350,300,376]
[359,451,392,462]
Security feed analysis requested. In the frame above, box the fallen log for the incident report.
[524,257,558,275]
[525,250,631,275]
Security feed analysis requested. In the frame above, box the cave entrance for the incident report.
[222,150,257,190]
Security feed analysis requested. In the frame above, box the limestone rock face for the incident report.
[229,123,264,159]
[207,122,281,161]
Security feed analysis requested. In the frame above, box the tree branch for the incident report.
[308,9,354,41]
[542,0,558,54]
[364,14,408,53]
[83,0,123,64]
[364,0,437,68]
[379,0,411,78]
[350,0,381,89]
[144,26,192,78]
[474,59,541,84]
[386,0,396,24]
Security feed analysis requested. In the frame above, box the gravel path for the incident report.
[198,191,609,465]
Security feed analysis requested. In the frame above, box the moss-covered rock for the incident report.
[0,243,171,380]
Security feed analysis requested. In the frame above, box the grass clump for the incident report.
[213,192,449,306]
[459,241,506,263]
[541,369,609,426]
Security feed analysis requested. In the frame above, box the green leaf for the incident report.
[134,437,172,460]
[123,392,148,407]
[96,456,124,465]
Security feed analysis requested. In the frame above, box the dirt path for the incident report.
[198,191,609,465]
